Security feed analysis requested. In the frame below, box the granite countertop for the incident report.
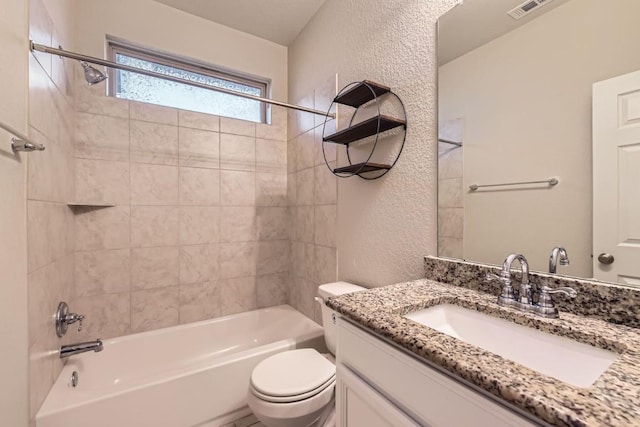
[327,279,640,427]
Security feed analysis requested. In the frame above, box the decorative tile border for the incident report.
[424,256,640,328]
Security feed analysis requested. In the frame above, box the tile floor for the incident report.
[221,413,264,427]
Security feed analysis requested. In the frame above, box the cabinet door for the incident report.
[337,364,421,427]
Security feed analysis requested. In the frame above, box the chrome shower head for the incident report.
[80,61,107,85]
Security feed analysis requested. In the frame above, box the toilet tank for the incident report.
[317,282,366,355]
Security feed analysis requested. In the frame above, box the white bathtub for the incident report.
[36,305,325,427]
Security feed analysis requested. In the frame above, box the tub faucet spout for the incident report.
[60,339,103,358]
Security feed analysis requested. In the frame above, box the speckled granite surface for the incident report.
[328,280,640,427]
[425,256,640,328]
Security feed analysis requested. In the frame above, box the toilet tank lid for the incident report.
[318,282,366,300]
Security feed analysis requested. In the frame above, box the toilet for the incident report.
[247,282,366,427]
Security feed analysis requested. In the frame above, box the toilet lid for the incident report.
[250,349,335,399]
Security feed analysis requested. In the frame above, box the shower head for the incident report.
[80,61,107,85]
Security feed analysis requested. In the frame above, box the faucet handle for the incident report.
[538,285,577,309]
[486,272,516,302]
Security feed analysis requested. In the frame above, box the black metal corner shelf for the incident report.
[321,80,407,180]
[333,162,391,174]
[323,115,406,145]
[333,80,391,107]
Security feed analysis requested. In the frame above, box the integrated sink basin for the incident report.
[405,304,619,387]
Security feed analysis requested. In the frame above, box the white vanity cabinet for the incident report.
[335,318,541,427]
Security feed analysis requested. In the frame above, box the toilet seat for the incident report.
[250,349,336,403]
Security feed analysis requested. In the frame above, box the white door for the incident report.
[593,70,640,284]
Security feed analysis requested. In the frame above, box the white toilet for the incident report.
[247,282,365,427]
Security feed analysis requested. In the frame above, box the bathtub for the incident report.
[36,305,325,427]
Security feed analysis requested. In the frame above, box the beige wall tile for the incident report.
[294,93,315,137]
[314,205,336,247]
[219,242,256,279]
[75,112,129,161]
[290,241,305,278]
[314,75,337,128]
[179,167,220,206]
[287,137,297,174]
[314,164,337,205]
[131,246,179,290]
[75,158,129,204]
[179,109,220,132]
[179,281,220,323]
[27,127,71,203]
[256,207,288,241]
[220,133,255,171]
[438,145,463,180]
[71,292,131,340]
[296,206,314,243]
[287,172,297,206]
[27,201,69,272]
[220,116,256,137]
[75,249,130,297]
[256,273,287,308]
[314,245,337,284]
[438,236,463,259]
[130,101,178,125]
[76,90,130,118]
[314,124,337,166]
[220,276,256,316]
[130,120,179,165]
[220,207,256,243]
[297,278,317,321]
[180,206,220,245]
[296,168,314,206]
[131,163,179,205]
[220,170,255,206]
[256,138,286,173]
[74,206,130,251]
[180,244,219,285]
[178,127,220,169]
[303,242,316,282]
[256,173,287,207]
[438,208,464,239]
[295,130,316,171]
[256,106,286,141]
[131,287,179,333]
[257,240,289,275]
[438,177,463,208]
[29,339,54,423]
[130,206,179,247]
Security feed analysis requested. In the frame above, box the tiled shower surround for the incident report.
[71,79,291,340]
[286,76,339,323]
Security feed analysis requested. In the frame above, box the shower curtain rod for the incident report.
[30,41,336,119]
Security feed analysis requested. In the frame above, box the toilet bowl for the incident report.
[247,282,366,427]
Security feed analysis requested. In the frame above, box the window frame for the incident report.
[107,40,270,123]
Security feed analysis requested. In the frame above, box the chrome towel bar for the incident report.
[469,177,558,191]
[0,119,46,153]
[438,138,462,147]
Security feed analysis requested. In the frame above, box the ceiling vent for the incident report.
[507,0,554,20]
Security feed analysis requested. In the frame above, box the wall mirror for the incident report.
[437,0,640,286]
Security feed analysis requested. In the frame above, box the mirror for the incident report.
[437,0,640,285]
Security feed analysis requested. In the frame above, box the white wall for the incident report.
[289,0,459,287]
[0,0,29,425]
[439,0,640,276]
[70,0,288,103]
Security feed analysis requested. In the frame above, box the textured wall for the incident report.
[289,0,458,288]
[27,0,76,422]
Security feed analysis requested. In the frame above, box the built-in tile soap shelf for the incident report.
[67,201,116,212]
[321,80,407,180]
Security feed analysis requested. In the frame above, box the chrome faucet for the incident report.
[488,253,576,318]
[549,246,570,274]
[60,339,103,359]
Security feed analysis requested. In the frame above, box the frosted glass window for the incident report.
[108,43,268,123]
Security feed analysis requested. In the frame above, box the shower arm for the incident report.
[30,41,336,119]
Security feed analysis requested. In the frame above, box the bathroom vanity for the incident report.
[329,276,640,426]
